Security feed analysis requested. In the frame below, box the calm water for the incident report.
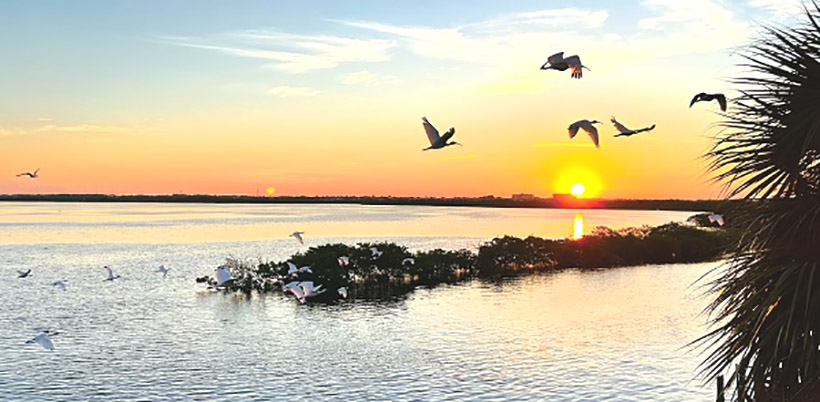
[0,202,716,401]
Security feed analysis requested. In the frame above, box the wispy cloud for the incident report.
[267,85,320,97]
[532,142,596,148]
[0,126,26,137]
[341,70,400,85]
[162,31,395,74]
[34,124,159,133]
[748,0,805,20]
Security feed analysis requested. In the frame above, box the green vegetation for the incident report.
[700,3,820,400]
[206,218,734,301]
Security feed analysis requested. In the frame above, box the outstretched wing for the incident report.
[33,168,40,175]
[610,117,631,134]
[689,93,704,108]
[421,117,440,145]
[104,266,113,279]
[215,267,232,286]
[541,52,564,68]
[715,94,727,111]
[582,123,600,148]
[568,122,581,139]
[440,128,455,143]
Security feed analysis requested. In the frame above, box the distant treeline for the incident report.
[0,193,746,213]
[208,214,737,301]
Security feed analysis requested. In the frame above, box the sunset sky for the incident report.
[0,1,805,198]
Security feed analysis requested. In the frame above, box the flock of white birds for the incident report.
[420,51,727,150]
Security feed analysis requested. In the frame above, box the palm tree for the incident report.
[703,2,820,400]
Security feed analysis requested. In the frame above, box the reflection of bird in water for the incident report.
[103,266,120,281]
[18,269,31,278]
[611,117,656,137]
[689,93,727,111]
[16,168,40,178]
[708,214,725,226]
[568,120,601,148]
[540,52,590,79]
[157,265,171,277]
[421,117,460,150]
[290,231,305,245]
[26,332,55,351]
[51,280,67,291]
[370,247,383,258]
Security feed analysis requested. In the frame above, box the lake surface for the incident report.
[0,202,716,400]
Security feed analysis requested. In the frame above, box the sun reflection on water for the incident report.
[573,213,584,240]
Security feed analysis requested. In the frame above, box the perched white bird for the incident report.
[51,280,67,291]
[17,269,31,278]
[402,258,415,266]
[370,247,383,258]
[286,261,298,276]
[421,117,460,150]
[337,256,350,266]
[26,332,54,351]
[214,265,233,287]
[568,120,601,148]
[103,266,120,281]
[337,287,348,299]
[290,231,305,245]
[157,265,171,277]
[16,168,40,179]
[708,214,725,227]
[611,117,656,137]
[690,93,727,111]
[540,52,590,79]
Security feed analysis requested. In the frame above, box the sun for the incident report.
[570,183,585,197]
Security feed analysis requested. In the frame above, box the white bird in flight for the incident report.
[103,266,120,281]
[337,287,348,299]
[421,117,460,150]
[51,280,67,291]
[540,52,590,79]
[214,265,233,287]
[708,214,725,227]
[402,258,415,266]
[370,247,383,258]
[290,231,305,245]
[286,261,298,276]
[157,265,171,277]
[611,117,656,137]
[26,332,55,351]
[284,281,307,303]
[337,256,350,266]
[568,120,601,148]
[16,168,40,179]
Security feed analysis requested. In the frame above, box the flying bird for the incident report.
[103,266,120,281]
[284,282,306,304]
[337,256,350,266]
[16,168,40,179]
[214,265,233,288]
[421,117,460,150]
[708,214,725,227]
[540,52,590,79]
[568,120,601,148]
[402,258,415,266]
[690,93,727,111]
[290,231,305,245]
[26,332,54,351]
[51,280,67,291]
[610,117,656,137]
[297,266,313,275]
[17,269,31,278]
[286,262,298,276]
[370,247,383,259]
[157,265,171,277]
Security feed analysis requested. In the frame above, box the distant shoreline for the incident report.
[0,194,736,212]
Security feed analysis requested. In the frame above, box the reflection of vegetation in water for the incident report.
[207,217,735,301]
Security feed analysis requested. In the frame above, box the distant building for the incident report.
[511,193,538,201]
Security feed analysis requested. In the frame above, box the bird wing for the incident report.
[34,168,40,175]
[37,335,54,350]
[287,261,297,273]
[104,266,114,279]
[299,281,316,296]
[440,128,455,143]
[293,233,303,244]
[716,94,727,111]
[215,267,232,286]
[689,93,705,108]
[568,122,581,139]
[582,123,600,148]
[563,55,582,66]
[422,117,440,145]
[287,285,305,300]
[610,117,631,134]
[546,52,564,66]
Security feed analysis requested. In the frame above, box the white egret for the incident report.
[402,258,415,266]
[690,93,727,111]
[286,261,298,276]
[51,280,67,291]
[568,120,601,148]
[421,117,460,150]
[611,117,656,137]
[290,231,305,245]
[26,332,54,351]
[17,269,31,278]
[708,214,725,226]
[540,52,590,79]
[337,256,350,266]
[16,168,40,179]
[297,266,313,275]
[284,281,306,303]
[103,266,120,281]
[157,265,171,277]
[337,287,348,299]
[214,265,233,287]
[370,247,383,258]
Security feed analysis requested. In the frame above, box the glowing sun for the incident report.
[570,183,586,196]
